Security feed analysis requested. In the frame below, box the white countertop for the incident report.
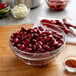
[0,0,76,26]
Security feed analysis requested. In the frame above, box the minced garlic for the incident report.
[11,4,29,19]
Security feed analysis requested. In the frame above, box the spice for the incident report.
[65,59,76,68]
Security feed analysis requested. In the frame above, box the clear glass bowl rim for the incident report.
[45,0,70,5]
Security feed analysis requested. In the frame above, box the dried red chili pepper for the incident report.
[55,20,70,33]
[65,59,76,68]
[41,23,62,32]
[40,19,55,24]
[64,22,76,29]
[68,27,76,36]
[40,18,76,36]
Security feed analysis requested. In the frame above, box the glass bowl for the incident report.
[11,4,30,19]
[63,55,76,72]
[45,0,69,11]
[8,24,66,66]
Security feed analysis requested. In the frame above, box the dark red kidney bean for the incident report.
[36,49,45,53]
[19,32,24,35]
[49,40,53,44]
[36,37,42,41]
[38,26,44,31]
[20,27,26,32]
[38,44,42,51]
[50,47,55,51]
[30,29,34,33]
[14,38,19,43]
[33,29,38,33]
[19,44,25,50]
[46,42,50,45]
[32,39,37,42]
[43,45,50,51]
[27,29,32,33]
[16,35,20,38]
[42,34,47,37]
[56,43,62,48]
[48,35,52,41]
[11,42,15,46]
[35,50,40,53]
[24,32,27,35]
[48,31,52,35]
[10,38,14,42]
[33,33,39,37]
[30,34,34,38]
[53,34,63,40]
[13,32,17,36]
[35,42,39,48]
[25,39,30,45]
[37,30,41,35]
[42,31,48,34]
[28,44,32,47]
[40,49,45,53]
[22,41,26,45]
[33,45,37,51]
[41,37,47,44]
[24,48,32,52]
[17,44,21,48]
[53,32,63,38]
[21,36,25,40]
[59,39,64,44]
[11,34,14,38]
[38,41,43,45]
[34,27,38,29]
[53,40,58,46]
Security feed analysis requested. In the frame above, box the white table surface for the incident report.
[0,0,76,26]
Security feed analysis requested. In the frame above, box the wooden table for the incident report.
[0,24,76,76]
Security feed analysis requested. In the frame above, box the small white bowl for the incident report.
[11,4,30,19]
[63,55,76,72]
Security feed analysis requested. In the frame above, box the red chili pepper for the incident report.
[64,22,76,29]
[68,27,76,36]
[41,23,62,33]
[55,20,69,33]
[40,19,55,24]
[0,3,8,9]
[40,19,76,36]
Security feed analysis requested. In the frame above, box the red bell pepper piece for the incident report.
[0,3,8,9]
